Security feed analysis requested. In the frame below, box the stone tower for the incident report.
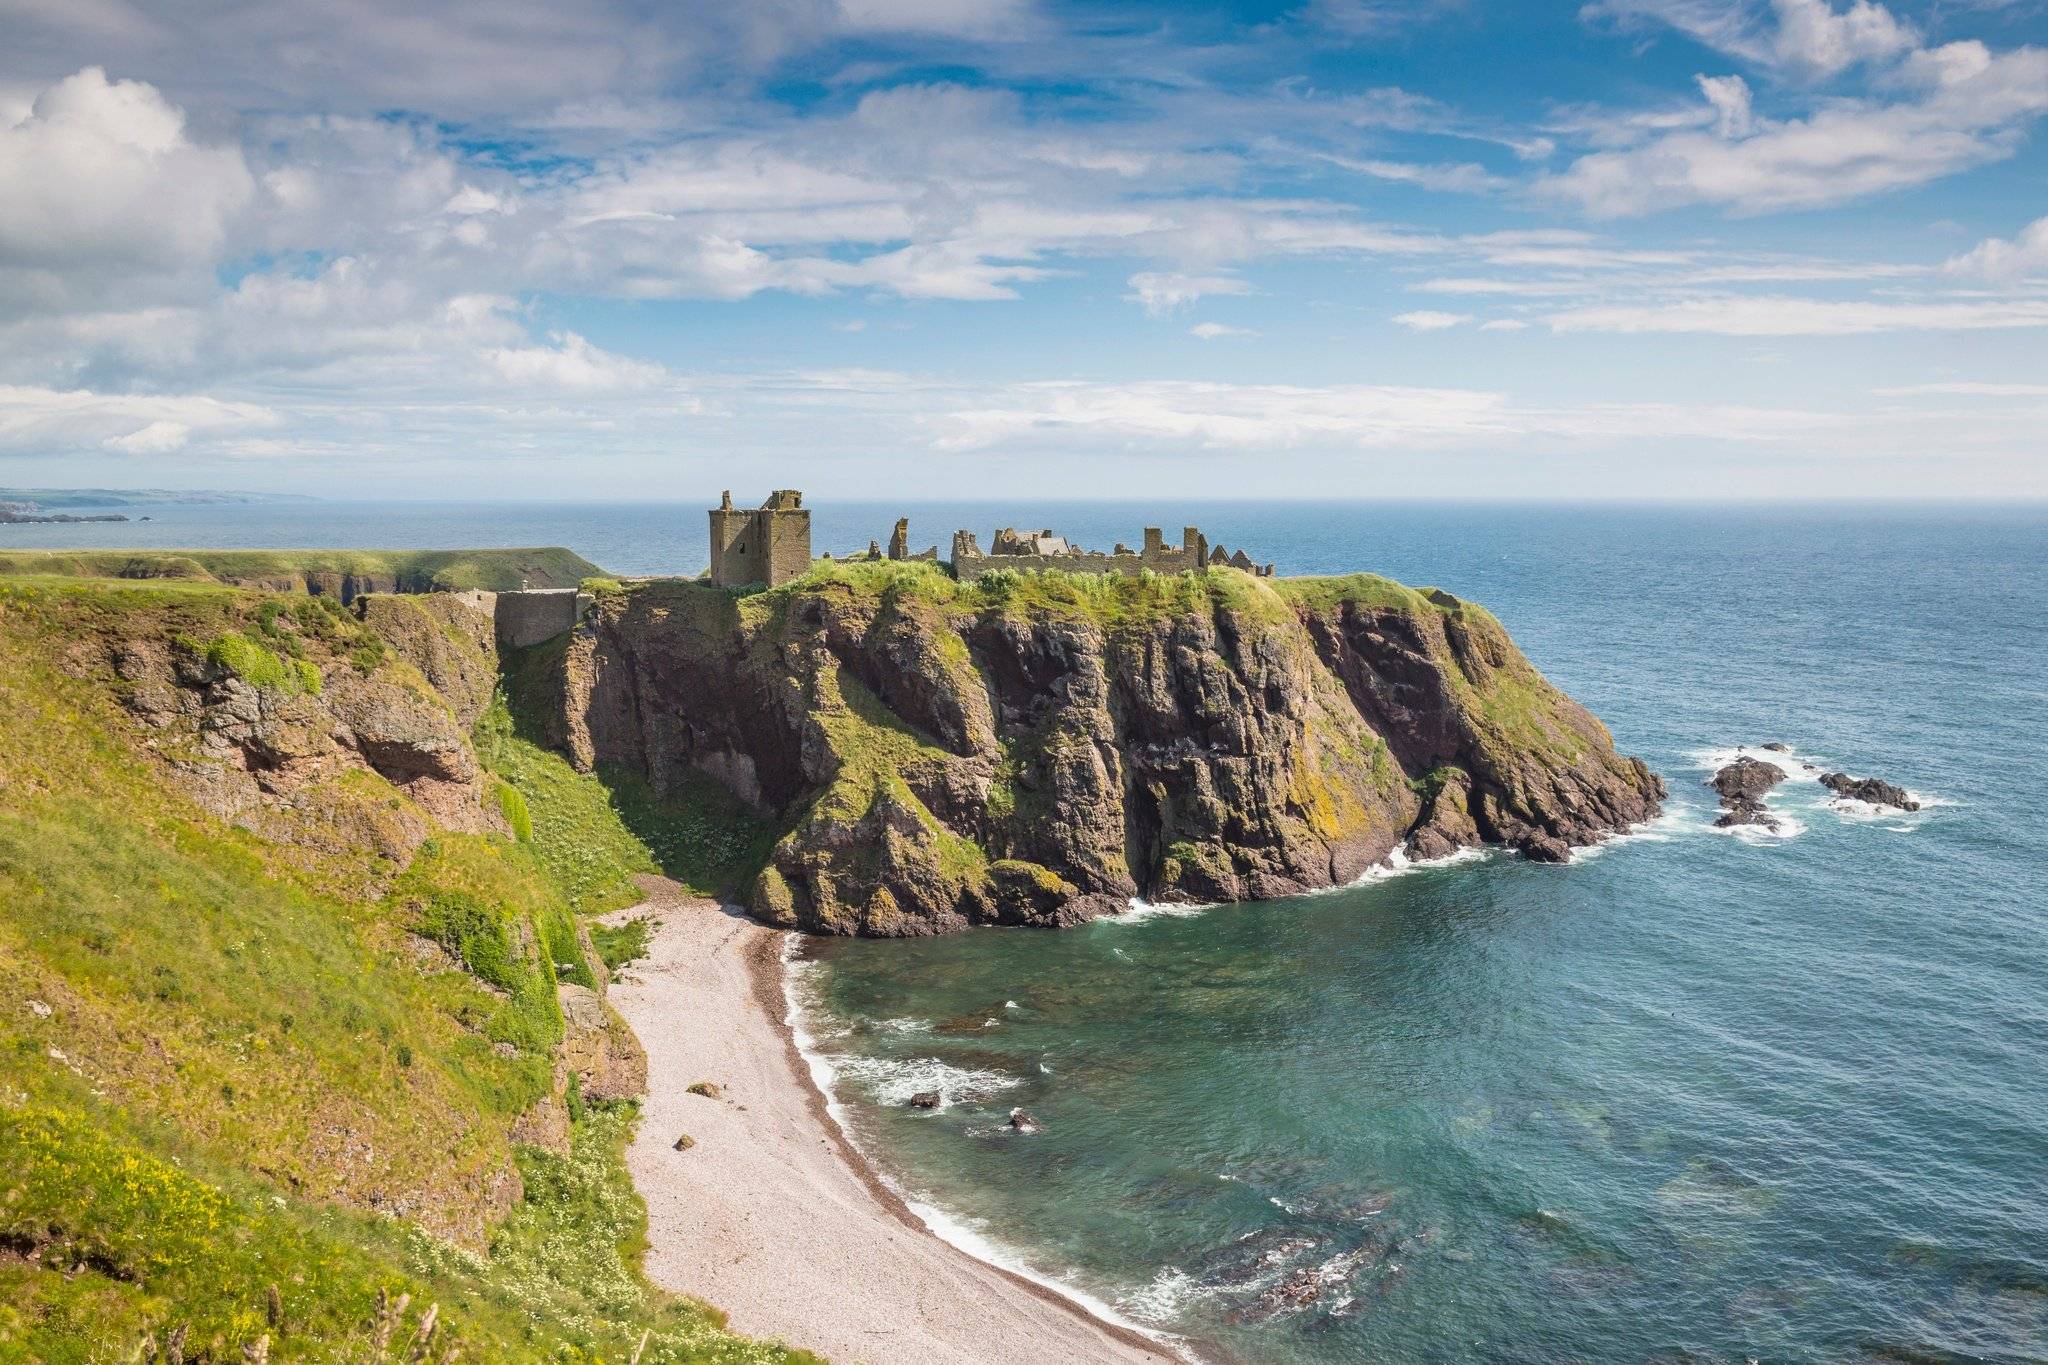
[708,489,811,587]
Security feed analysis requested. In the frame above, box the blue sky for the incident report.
[0,0,2044,499]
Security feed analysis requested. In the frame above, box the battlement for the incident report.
[708,489,811,587]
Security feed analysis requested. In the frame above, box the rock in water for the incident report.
[1709,755,1789,830]
[1714,799,1780,832]
[1008,1108,1041,1134]
[1820,772,1920,811]
[1761,741,1790,752]
[530,574,1665,936]
[908,1090,941,1110]
[1710,755,1786,803]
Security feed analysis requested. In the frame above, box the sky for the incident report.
[0,0,2044,501]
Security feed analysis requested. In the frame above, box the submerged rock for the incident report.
[1820,772,1919,811]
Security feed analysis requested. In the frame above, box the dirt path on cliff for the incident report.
[602,876,1182,1365]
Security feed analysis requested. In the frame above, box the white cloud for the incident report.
[1392,310,1472,330]
[1697,74,1754,139]
[0,383,274,454]
[1546,294,2048,334]
[1769,0,1915,77]
[1944,214,2048,282]
[1189,322,1256,340]
[1314,151,1507,194]
[1479,318,1530,331]
[836,0,1032,36]
[1872,381,2048,397]
[1126,272,1251,316]
[1586,0,1916,78]
[487,332,673,392]
[1544,42,2048,216]
[103,419,192,453]
[0,68,252,305]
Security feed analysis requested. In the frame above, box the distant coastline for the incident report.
[0,487,316,509]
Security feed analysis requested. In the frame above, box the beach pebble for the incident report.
[673,1134,695,1151]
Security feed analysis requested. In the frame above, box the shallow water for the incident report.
[20,498,2047,1361]
[787,504,2048,1363]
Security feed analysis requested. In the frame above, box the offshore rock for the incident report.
[535,571,1665,936]
[1710,754,1788,831]
[1710,755,1786,803]
[1820,771,1919,811]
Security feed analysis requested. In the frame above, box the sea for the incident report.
[14,499,2046,1363]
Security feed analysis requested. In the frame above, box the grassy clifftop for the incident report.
[0,547,602,593]
[0,576,812,1362]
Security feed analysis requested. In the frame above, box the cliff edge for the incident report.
[528,563,1663,936]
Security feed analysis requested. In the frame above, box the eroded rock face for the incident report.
[540,576,1665,936]
[101,595,502,852]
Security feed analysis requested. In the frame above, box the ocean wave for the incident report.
[872,1016,933,1034]
[1112,898,1214,924]
[1348,843,1491,884]
[777,940,1192,1360]
[1118,1266,1215,1325]
[828,1054,1023,1110]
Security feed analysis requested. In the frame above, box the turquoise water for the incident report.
[787,505,2048,1363]
[18,499,2046,1361]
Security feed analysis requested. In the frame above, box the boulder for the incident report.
[908,1091,941,1110]
[1007,1107,1041,1134]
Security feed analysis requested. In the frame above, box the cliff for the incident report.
[0,546,601,599]
[530,563,1663,937]
[0,574,807,1360]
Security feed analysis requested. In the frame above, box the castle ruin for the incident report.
[950,523,1273,580]
[708,490,812,587]
[705,493,1274,587]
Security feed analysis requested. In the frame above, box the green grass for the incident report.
[0,547,602,592]
[591,918,652,971]
[1268,572,1451,615]
[0,577,810,1361]
[204,629,324,695]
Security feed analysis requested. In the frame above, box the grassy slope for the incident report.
[0,548,600,592]
[0,577,814,1364]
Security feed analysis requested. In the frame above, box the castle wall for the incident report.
[952,525,1215,580]
[763,510,812,586]
[707,496,812,588]
[495,588,588,648]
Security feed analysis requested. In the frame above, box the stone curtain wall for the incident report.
[494,589,587,648]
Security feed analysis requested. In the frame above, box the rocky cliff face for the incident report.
[533,567,1663,937]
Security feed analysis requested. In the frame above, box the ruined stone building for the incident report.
[708,490,812,587]
[950,523,1274,580]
